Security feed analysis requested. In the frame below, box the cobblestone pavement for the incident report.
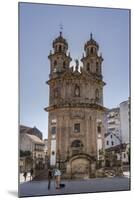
[19,176,130,197]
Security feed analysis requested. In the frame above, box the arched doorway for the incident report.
[68,154,92,179]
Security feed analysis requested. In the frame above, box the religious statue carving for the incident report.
[74,84,80,97]
[75,59,79,71]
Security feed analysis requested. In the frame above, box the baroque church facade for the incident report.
[45,31,106,178]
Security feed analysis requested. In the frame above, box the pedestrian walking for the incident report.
[54,168,61,189]
[23,171,27,181]
[30,168,33,181]
[47,168,52,190]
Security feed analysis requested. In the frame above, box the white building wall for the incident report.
[104,108,121,150]
[120,100,129,144]
[105,133,120,149]
[20,134,34,152]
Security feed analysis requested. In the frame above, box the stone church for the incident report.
[45,31,106,178]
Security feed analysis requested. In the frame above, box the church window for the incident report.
[54,60,57,66]
[90,47,93,54]
[111,141,114,146]
[52,151,55,155]
[97,126,101,133]
[59,45,62,52]
[107,140,109,145]
[74,123,80,133]
[96,62,99,73]
[74,85,80,97]
[95,89,99,100]
[51,127,56,135]
[63,61,66,68]
[71,140,83,147]
[87,63,90,72]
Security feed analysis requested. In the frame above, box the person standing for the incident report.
[54,168,61,189]
[47,168,52,190]
[30,168,33,181]
[23,171,27,181]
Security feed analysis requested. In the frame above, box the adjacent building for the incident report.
[104,108,121,149]
[20,125,43,140]
[105,132,120,149]
[120,100,130,144]
[104,99,130,166]
[20,125,45,172]
[44,139,48,156]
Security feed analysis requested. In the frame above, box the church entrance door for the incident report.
[70,156,91,179]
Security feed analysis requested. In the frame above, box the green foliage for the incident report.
[20,150,31,157]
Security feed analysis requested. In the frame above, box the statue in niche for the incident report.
[74,84,80,97]
[75,59,79,71]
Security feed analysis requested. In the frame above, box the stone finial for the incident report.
[71,66,74,72]
[82,53,84,58]
[100,52,103,61]
[60,31,62,37]
[80,66,83,73]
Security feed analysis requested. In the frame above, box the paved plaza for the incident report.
[19,176,130,197]
[20,172,31,183]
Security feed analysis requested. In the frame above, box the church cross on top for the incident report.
[59,23,63,36]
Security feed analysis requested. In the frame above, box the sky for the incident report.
[19,3,129,138]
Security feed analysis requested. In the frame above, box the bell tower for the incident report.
[48,31,72,77]
[47,32,72,107]
[81,33,103,76]
[81,33,104,105]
